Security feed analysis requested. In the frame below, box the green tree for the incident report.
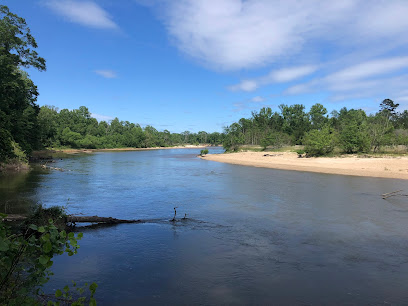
[368,113,394,152]
[0,5,46,161]
[0,208,85,304]
[303,125,337,156]
[223,123,244,151]
[380,98,399,119]
[338,108,370,153]
[309,103,328,130]
[279,104,310,144]
[38,106,59,147]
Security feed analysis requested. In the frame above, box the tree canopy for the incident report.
[0,5,46,162]
[223,101,407,155]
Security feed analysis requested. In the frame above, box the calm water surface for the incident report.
[1,148,408,305]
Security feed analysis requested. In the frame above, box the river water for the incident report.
[1,148,408,305]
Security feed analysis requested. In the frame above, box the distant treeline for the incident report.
[0,5,224,164]
[37,105,225,149]
[223,100,408,156]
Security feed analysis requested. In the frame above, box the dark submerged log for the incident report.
[4,214,144,224]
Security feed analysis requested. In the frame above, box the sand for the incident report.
[202,151,408,180]
[53,145,209,154]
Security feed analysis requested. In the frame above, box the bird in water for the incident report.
[171,207,178,222]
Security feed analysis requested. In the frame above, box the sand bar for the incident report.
[36,145,210,155]
[202,151,408,180]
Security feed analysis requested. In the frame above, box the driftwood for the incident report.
[382,190,403,199]
[3,214,144,224]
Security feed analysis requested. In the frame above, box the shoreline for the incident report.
[202,151,408,180]
[34,145,214,155]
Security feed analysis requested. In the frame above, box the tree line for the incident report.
[37,105,225,150]
[223,100,408,156]
[0,5,223,164]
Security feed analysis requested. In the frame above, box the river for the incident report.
[1,148,408,305]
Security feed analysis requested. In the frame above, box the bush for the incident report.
[0,205,96,304]
[200,149,209,156]
[260,131,292,150]
[339,122,370,153]
[303,126,337,156]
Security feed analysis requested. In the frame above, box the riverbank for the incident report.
[33,145,213,157]
[202,151,408,180]
[0,160,30,172]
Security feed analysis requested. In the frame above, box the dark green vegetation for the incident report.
[0,206,97,305]
[223,99,408,156]
[37,105,224,150]
[0,5,45,165]
[200,149,209,156]
[0,5,223,168]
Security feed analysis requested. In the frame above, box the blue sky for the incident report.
[4,0,408,133]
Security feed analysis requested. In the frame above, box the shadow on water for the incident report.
[0,167,48,214]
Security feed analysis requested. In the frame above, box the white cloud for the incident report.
[397,96,408,102]
[325,57,408,83]
[229,65,317,91]
[91,113,114,121]
[95,70,117,78]
[266,66,318,83]
[160,0,408,71]
[229,80,258,92]
[251,96,265,102]
[44,0,118,29]
[285,56,408,103]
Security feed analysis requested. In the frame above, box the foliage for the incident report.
[35,105,225,150]
[11,141,28,163]
[223,123,245,151]
[0,205,96,305]
[46,281,97,306]
[337,108,370,153]
[223,99,407,155]
[303,125,337,156]
[200,149,209,156]
[380,99,399,119]
[260,131,291,150]
[367,113,394,152]
[0,5,45,163]
[279,104,310,144]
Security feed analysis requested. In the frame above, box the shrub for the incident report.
[303,126,337,156]
[200,149,209,156]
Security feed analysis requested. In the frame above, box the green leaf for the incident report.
[60,230,66,238]
[90,297,97,306]
[39,255,50,265]
[0,237,9,251]
[38,226,46,233]
[43,241,52,253]
[77,232,83,239]
[68,232,75,239]
[89,282,98,292]
[63,285,70,293]
[55,289,62,297]
[29,224,38,231]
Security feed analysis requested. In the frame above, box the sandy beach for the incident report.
[202,151,408,180]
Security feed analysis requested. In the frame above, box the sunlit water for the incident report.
[1,148,408,305]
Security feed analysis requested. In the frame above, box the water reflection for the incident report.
[0,167,46,214]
